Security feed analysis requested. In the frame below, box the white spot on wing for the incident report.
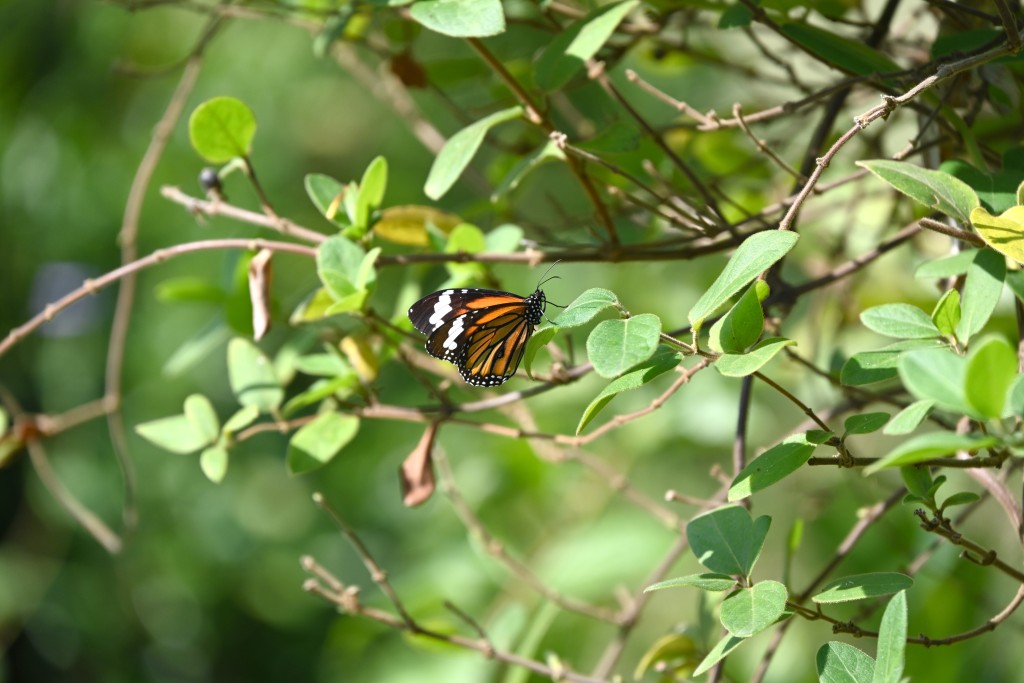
[442,315,465,350]
[428,292,453,330]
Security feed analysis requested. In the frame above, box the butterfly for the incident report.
[408,279,557,387]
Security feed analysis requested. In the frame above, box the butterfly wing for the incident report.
[408,289,521,335]
[457,305,534,386]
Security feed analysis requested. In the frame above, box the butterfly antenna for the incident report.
[534,259,563,289]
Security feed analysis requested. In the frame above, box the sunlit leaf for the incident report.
[424,106,522,199]
[586,314,661,378]
[189,96,257,163]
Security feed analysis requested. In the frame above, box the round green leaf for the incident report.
[964,336,1017,419]
[715,337,796,377]
[816,642,874,683]
[720,580,788,637]
[183,394,219,444]
[586,313,661,378]
[860,304,940,339]
[728,435,816,501]
[200,446,229,483]
[843,412,890,436]
[188,96,257,163]
[686,505,771,578]
[135,414,211,454]
[287,412,360,475]
[223,405,260,434]
[955,248,1005,340]
[812,573,913,604]
[227,338,284,413]
[409,0,505,38]
[553,288,619,328]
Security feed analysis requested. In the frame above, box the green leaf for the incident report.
[227,338,284,413]
[577,348,680,433]
[188,97,257,164]
[223,405,260,434]
[708,282,766,354]
[484,224,525,253]
[553,288,619,327]
[183,394,219,444]
[780,23,901,77]
[692,633,747,678]
[900,465,934,498]
[728,434,816,501]
[290,287,338,324]
[718,3,754,29]
[865,432,1001,474]
[1007,374,1024,417]
[409,0,505,37]
[942,491,980,510]
[155,276,225,304]
[645,573,737,593]
[931,289,961,337]
[898,348,969,415]
[856,160,979,223]
[287,412,360,475]
[689,231,799,328]
[687,505,771,578]
[633,633,702,682]
[943,153,1024,214]
[492,140,565,199]
[816,642,874,683]
[860,303,940,339]
[200,446,229,483]
[373,205,461,246]
[915,250,976,279]
[871,591,907,683]
[840,351,899,385]
[317,235,368,301]
[812,573,913,604]
[883,400,934,435]
[135,414,212,454]
[720,580,788,637]
[424,106,522,200]
[534,0,639,91]
[956,248,1005,340]
[715,337,796,377]
[523,325,559,378]
[844,412,890,436]
[359,156,388,213]
[305,173,347,226]
[586,314,661,378]
[964,337,1017,419]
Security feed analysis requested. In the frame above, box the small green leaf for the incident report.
[534,0,639,91]
[409,0,505,37]
[155,276,225,304]
[227,338,284,413]
[484,224,525,253]
[317,235,368,301]
[188,96,257,164]
[553,288,619,327]
[720,580,788,638]
[359,156,388,213]
[200,446,229,483]
[708,282,766,354]
[290,287,338,324]
[1007,374,1024,417]
[941,491,980,509]
[523,325,558,378]
[843,412,890,436]
[577,348,680,433]
[915,250,976,279]
[956,248,1005,340]
[715,337,796,377]
[898,348,969,415]
[692,633,747,678]
[645,573,737,593]
[857,159,980,223]
[492,141,565,199]
[223,405,260,434]
[305,173,347,225]
[812,573,913,604]
[424,106,522,200]
[883,400,934,435]
[840,351,899,385]
[183,394,219,444]
[865,432,1001,474]
[860,304,940,339]
[287,412,360,475]
[135,415,211,454]
[780,23,901,77]
[816,642,874,683]
[901,465,934,498]
[728,434,816,501]
[871,591,907,683]
[688,231,799,328]
[964,337,1017,419]
[687,505,771,578]
[586,314,661,378]
[931,289,961,337]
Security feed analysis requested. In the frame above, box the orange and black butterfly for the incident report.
[408,276,559,387]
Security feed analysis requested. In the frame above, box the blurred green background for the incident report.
[2,2,1023,682]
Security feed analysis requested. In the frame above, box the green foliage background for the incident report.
[2,1,1023,682]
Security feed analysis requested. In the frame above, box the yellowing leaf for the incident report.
[374,205,462,246]
[971,205,1024,263]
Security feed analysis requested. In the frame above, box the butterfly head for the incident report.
[524,288,546,326]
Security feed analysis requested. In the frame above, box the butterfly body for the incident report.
[408,287,547,386]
